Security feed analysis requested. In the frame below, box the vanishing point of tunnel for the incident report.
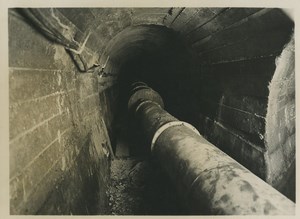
[9,7,295,215]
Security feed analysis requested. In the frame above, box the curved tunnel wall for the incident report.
[8,7,295,214]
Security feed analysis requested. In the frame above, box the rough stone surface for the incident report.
[108,158,183,215]
[265,35,295,200]
[9,11,116,214]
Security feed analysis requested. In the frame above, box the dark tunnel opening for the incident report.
[110,25,196,156]
[108,26,193,214]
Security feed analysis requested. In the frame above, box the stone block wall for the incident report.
[9,10,116,214]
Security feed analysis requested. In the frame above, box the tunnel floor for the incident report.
[108,153,184,215]
[107,115,184,215]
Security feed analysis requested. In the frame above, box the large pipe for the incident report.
[128,82,295,215]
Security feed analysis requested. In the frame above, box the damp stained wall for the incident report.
[9,10,117,214]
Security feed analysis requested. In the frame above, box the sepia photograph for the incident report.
[3,2,296,216]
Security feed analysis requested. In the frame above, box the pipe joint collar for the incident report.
[151,121,200,151]
[135,100,162,113]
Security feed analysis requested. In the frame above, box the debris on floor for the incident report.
[107,157,183,215]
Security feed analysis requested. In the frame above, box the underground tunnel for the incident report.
[8,8,295,215]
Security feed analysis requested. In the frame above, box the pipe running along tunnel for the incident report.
[8,8,295,215]
[128,82,294,214]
